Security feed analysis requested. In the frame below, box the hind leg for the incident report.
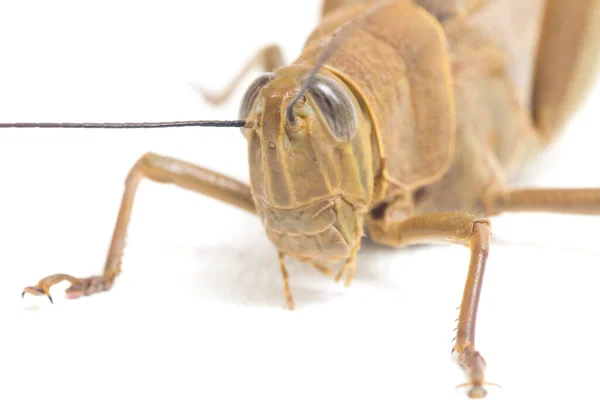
[533,0,600,140]
[321,0,366,16]
[485,188,600,216]
[322,0,484,19]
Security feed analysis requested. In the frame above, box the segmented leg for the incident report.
[311,263,334,276]
[366,212,492,399]
[278,253,295,310]
[334,210,364,287]
[485,188,600,216]
[334,253,356,287]
[194,44,284,105]
[295,255,335,276]
[533,0,600,139]
[22,152,256,303]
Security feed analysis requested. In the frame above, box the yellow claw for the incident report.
[22,286,53,304]
[455,381,502,399]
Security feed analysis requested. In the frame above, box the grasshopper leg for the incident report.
[334,210,363,287]
[22,152,257,302]
[311,263,335,276]
[485,187,600,215]
[334,253,356,287]
[295,256,335,276]
[194,44,284,105]
[278,253,295,310]
[533,0,600,140]
[367,212,492,399]
[321,0,485,20]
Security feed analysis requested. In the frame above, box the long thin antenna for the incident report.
[286,32,347,125]
[285,3,383,124]
[0,120,248,129]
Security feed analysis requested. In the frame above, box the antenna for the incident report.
[286,30,348,125]
[0,120,250,129]
[285,3,383,125]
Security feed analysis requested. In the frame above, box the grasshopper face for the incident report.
[240,65,372,263]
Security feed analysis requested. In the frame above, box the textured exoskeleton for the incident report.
[11,0,600,398]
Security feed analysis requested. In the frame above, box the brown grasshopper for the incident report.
[2,0,600,398]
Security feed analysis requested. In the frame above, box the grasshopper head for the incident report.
[239,65,373,263]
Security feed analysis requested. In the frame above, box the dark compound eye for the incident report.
[239,73,276,120]
[307,74,358,142]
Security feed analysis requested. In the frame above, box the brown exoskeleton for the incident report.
[3,0,600,398]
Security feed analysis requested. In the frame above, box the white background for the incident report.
[1,1,599,400]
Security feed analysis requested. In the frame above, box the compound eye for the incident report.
[239,73,276,120]
[307,74,358,142]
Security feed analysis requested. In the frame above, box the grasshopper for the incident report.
[2,0,600,398]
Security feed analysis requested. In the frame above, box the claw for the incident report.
[21,274,112,303]
[456,381,501,399]
[22,286,54,304]
[466,385,487,399]
[456,383,486,399]
[454,346,489,398]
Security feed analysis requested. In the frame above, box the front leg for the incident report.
[23,152,257,302]
[367,212,491,399]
